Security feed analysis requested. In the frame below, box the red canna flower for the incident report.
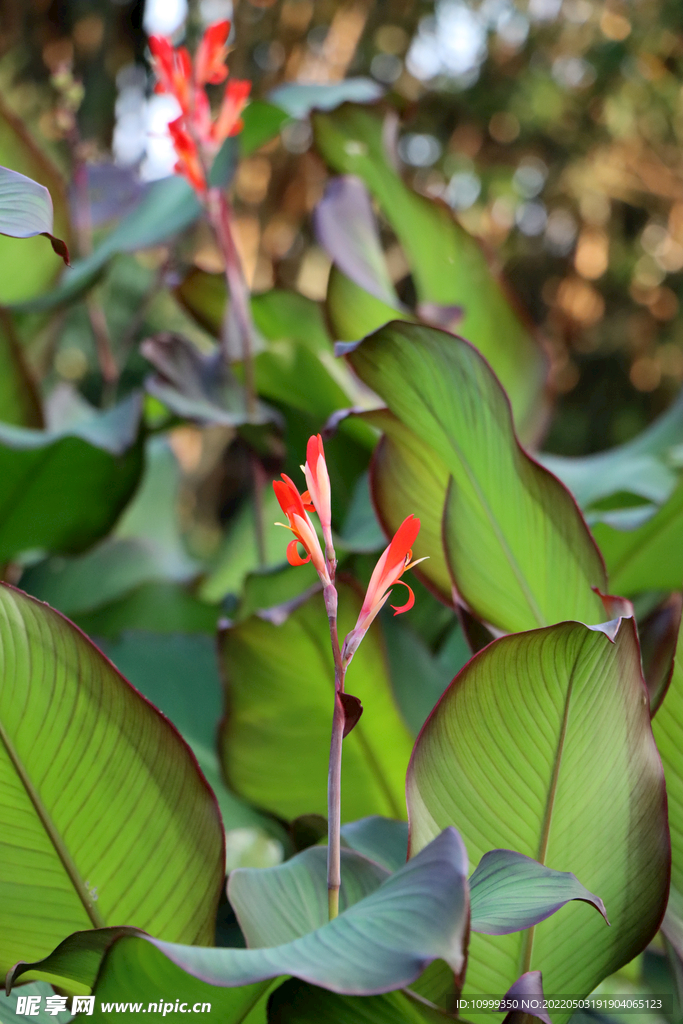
[341,515,425,666]
[149,21,250,194]
[273,474,330,586]
[194,20,230,85]
[211,79,251,148]
[149,36,192,113]
[302,434,333,557]
[168,117,206,193]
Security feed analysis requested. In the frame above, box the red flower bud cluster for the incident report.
[149,21,250,194]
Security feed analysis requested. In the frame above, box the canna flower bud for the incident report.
[302,434,334,566]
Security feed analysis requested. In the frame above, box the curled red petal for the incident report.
[287,539,311,567]
[390,581,415,616]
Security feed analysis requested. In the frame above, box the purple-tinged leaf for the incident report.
[340,816,408,873]
[499,971,552,1024]
[69,163,146,229]
[315,176,401,309]
[9,828,469,997]
[340,691,363,737]
[0,165,69,264]
[640,593,682,716]
[470,849,608,935]
[416,302,464,330]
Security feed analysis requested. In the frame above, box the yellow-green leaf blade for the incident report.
[349,321,606,632]
[407,619,669,1022]
[0,585,224,976]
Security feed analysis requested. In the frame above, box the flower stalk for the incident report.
[273,436,423,921]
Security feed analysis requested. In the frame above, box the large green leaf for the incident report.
[96,629,275,837]
[0,585,223,978]
[349,322,606,632]
[312,105,545,441]
[539,390,683,511]
[219,583,414,822]
[229,846,388,947]
[407,618,669,1021]
[0,99,71,303]
[0,393,143,563]
[327,266,411,343]
[267,978,448,1023]
[11,828,469,996]
[592,482,683,596]
[652,614,683,959]
[12,931,274,1023]
[0,315,42,427]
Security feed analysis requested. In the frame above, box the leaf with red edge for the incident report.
[0,584,224,981]
[407,617,669,1023]
[348,321,607,633]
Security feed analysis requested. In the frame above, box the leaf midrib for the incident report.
[0,712,105,929]
[519,660,577,974]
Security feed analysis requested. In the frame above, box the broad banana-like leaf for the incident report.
[9,828,469,996]
[593,482,683,596]
[652,612,683,959]
[0,584,224,977]
[407,618,669,1023]
[313,105,546,442]
[266,978,448,1022]
[469,849,607,935]
[219,583,413,821]
[346,321,606,632]
[228,846,388,947]
[0,392,143,562]
[340,816,408,872]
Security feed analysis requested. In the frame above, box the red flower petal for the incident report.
[287,539,311,567]
[390,581,415,616]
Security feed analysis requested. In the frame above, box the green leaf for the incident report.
[269,80,383,119]
[72,583,220,639]
[0,392,143,563]
[199,490,308,604]
[14,828,469,996]
[407,618,669,1021]
[0,99,71,303]
[0,585,224,978]
[12,932,274,1023]
[379,613,466,736]
[95,629,278,837]
[349,322,606,632]
[0,315,42,427]
[14,176,201,314]
[469,849,607,935]
[340,816,408,872]
[592,482,683,596]
[20,436,200,615]
[267,978,448,1022]
[219,582,414,822]
[336,470,385,554]
[365,408,453,602]
[240,101,291,157]
[0,164,69,263]
[327,266,411,343]
[539,391,683,510]
[229,846,388,946]
[312,106,545,441]
[652,614,683,961]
